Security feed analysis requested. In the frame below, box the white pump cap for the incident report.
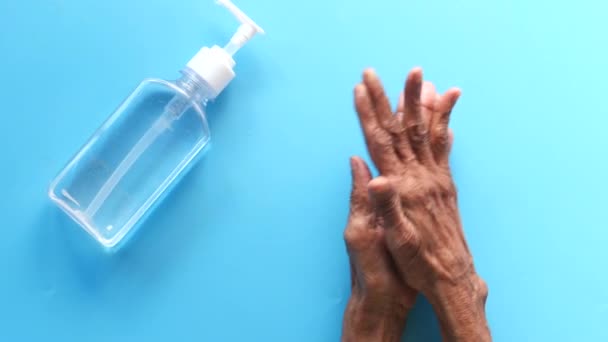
[187,0,265,98]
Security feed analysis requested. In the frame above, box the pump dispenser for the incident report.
[188,0,264,97]
[48,0,264,249]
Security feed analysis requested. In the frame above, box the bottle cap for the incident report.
[187,0,264,97]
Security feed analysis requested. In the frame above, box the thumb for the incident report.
[349,156,372,215]
[368,177,419,253]
[368,177,404,230]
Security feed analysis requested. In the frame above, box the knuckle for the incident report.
[437,177,457,200]
[477,278,489,303]
[407,96,421,109]
[432,127,449,148]
[344,220,368,247]
[372,127,392,146]
[343,229,360,247]
[407,122,429,145]
[349,216,369,230]
[381,118,397,132]
[386,117,406,135]
[433,171,455,191]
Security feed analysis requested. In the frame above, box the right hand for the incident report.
[354,68,486,296]
[353,67,491,341]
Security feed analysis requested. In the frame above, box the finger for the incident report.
[362,69,394,130]
[399,81,438,123]
[349,156,373,216]
[368,177,407,232]
[396,92,404,113]
[438,88,461,129]
[391,112,416,163]
[363,69,420,169]
[402,68,433,165]
[393,92,416,163]
[430,88,461,165]
[368,177,420,259]
[354,84,400,173]
[420,81,438,129]
[345,158,376,291]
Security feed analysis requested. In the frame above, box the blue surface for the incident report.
[1,0,607,341]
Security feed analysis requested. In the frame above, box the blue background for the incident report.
[1,0,607,341]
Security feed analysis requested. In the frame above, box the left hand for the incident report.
[342,156,417,342]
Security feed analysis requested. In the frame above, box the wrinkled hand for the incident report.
[348,68,490,341]
[342,156,417,342]
[354,67,485,295]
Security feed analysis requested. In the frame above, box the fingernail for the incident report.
[410,67,423,79]
[355,85,362,96]
[354,84,366,96]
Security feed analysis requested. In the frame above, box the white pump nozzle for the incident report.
[218,0,265,54]
[187,0,264,97]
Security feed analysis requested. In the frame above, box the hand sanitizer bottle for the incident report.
[48,0,264,249]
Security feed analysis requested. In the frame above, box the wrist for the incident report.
[341,295,408,342]
[426,273,491,342]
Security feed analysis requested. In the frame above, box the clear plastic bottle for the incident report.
[48,0,264,248]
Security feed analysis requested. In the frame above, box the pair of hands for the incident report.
[342,68,489,341]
